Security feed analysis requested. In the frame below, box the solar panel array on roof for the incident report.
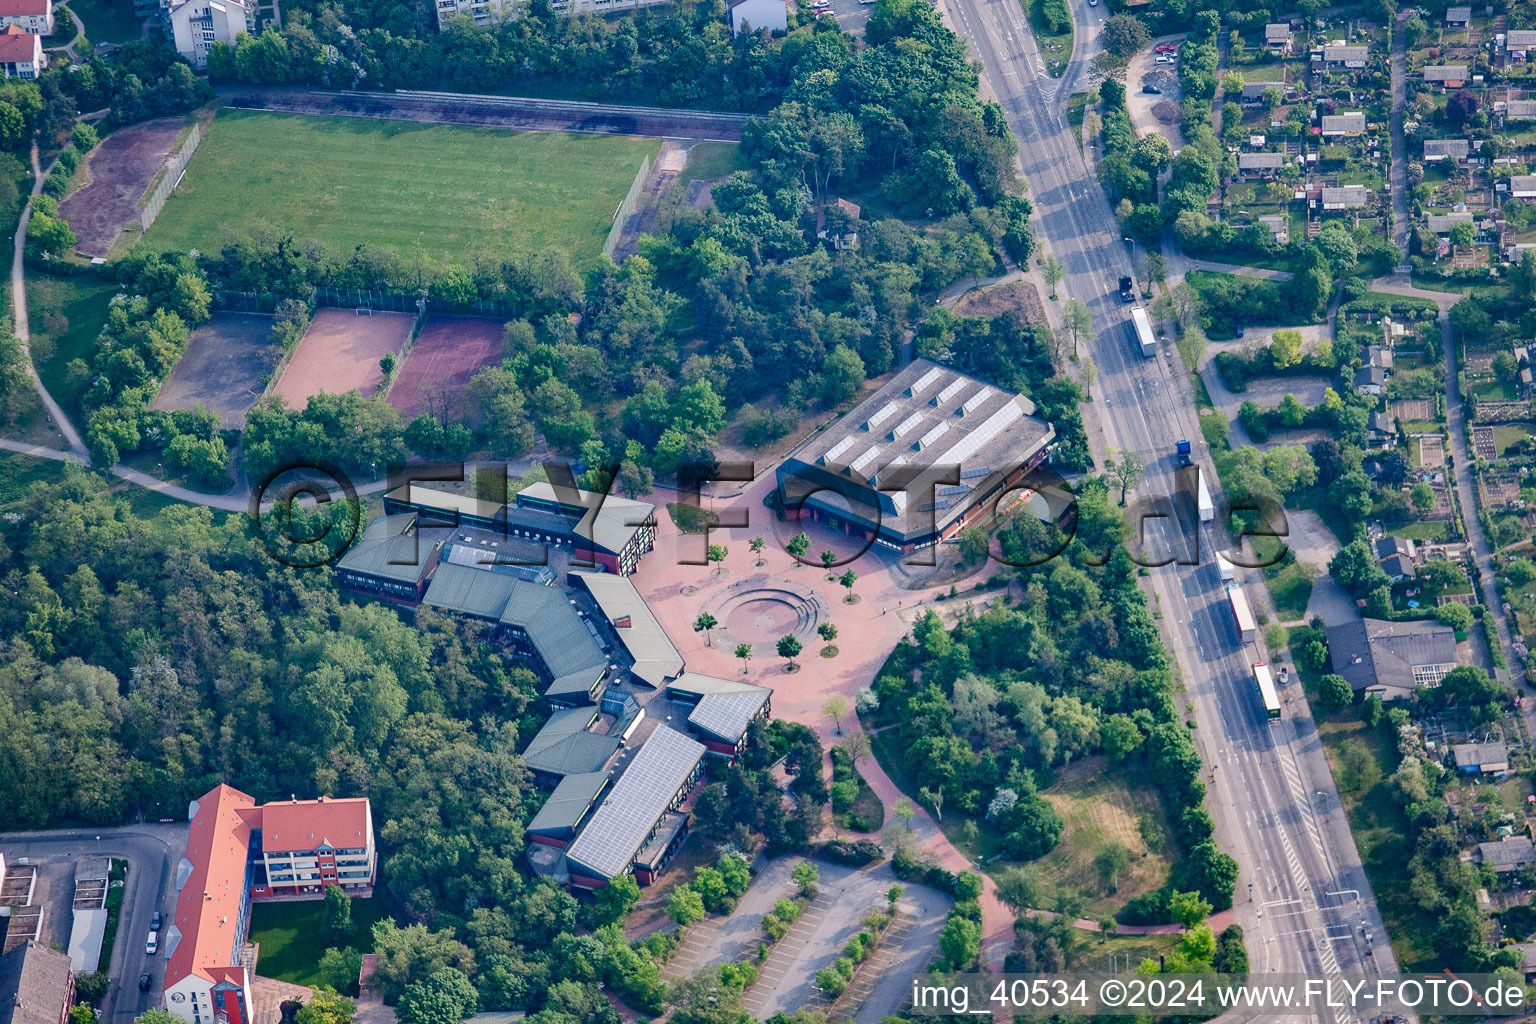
[946,403,1023,467]
[961,388,994,415]
[850,446,881,472]
[918,422,950,449]
[935,378,966,405]
[919,500,949,512]
[865,401,899,431]
[939,484,970,497]
[961,464,992,479]
[891,412,924,439]
[909,366,944,396]
[564,727,705,880]
[821,437,855,464]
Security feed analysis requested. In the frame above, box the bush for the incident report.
[818,839,883,866]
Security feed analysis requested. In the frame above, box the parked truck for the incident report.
[1196,468,1214,524]
[1175,439,1192,467]
[1216,550,1235,583]
[1129,306,1157,358]
[1227,582,1257,644]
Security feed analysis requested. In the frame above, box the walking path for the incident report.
[1369,275,1522,693]
[11,142,88,460]
[1388,14,1411,259]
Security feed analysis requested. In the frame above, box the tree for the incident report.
[1170,890,1213,929]
[69,1006,94,1024]
[838,568,857,600]
[1269,329,1303,369]
[1002,795,1064,859]
[617,459,653,498]
[787,532,811,559]
[1318,673,1353,710]
[994,867,1040,913]
[1106,449,1146,505]
[938,915,981,969]
[74,973,110,1005]
[694,611,718,646]
[1100,13,1151,57]
[322,885,353,942]
[823,696,849,734]
[919,785,945,821]
[396,970,476,1024]
[777,634,803,670]
[735,642,753,673]
[1042,255,1066,299]
[1410,480,1435,513]
[894,796,917,830]
[1447,88,1478,126]
[319,948,363,993]
[1330,540,1390,599]
[793,861,820,897]
[380,352,397,376]
[820,549,837,571]
[1095,843,1131,893]
[295,989,355,1024]
[707,543,729,567]
[842,729,870,768]
[1436,602,1473,635]
[668,884,706,925]
[750,536,766,565]
[1062,299,1092,359]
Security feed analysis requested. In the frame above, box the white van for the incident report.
[146,932,158,955]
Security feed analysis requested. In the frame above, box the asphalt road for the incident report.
[936,0,1400,1014]
[2,825,187,1024]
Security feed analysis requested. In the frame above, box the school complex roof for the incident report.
[573,572,684,687]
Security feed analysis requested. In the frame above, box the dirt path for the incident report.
[59,117,185,257]
[609,141,687,262]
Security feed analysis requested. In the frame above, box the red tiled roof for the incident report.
[0,0,47,18]
[0,23,37,64]
[258,797,370,853]
[165,785,257,989]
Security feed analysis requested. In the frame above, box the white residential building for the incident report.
[164,0,248,68]
[0,24,42,78]
[0,0,53,37]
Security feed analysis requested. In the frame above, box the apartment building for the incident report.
[163,0,247,68]
[163,786,376,1024]
[0,0,52,37]
[0,25,42,78]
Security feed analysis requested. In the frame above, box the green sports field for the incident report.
[142,111,658,269]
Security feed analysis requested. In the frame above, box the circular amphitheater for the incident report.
[705,574,827,655]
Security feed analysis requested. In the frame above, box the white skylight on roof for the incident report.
[935,378,966,405]
[850,445,881,472]
[917,422,950,449]
[822,436,855,464]
[890,412,923,439]
[961,387,994,415]
[909,366,943,396]
[865,401,900,431]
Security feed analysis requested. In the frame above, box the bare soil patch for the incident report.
[152,312,278,427]
[59,118,186,257]
[950,279,1047,324]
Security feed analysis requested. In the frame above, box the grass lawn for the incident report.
[0,451,70,508]
[1030,758,1177,919]
[682,142,748,182]
[63,0,142,44]
[247,896,388,991]
[1473,379,1519,402]
[1024,0,1072,78]
[27,274,120,416]
[1255,539,1316,620]
[143,111,660,271]
[1394,520,1448,542]
[1493,423,1536,456]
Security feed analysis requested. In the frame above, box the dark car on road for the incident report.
[139,975,151,992]
[150,912,162,931]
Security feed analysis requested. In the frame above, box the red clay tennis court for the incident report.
[272,308,414,408]
[387,316,504,421]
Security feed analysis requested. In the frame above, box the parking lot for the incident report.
[663,855,951,1021]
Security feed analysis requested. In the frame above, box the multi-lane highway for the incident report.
[937,0,1400,1013]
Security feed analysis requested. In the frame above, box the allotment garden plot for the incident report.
[140,110,659,269]
[387,316,503,422]
[272,308,413,409]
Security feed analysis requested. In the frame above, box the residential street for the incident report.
[0,825,187,1024]
[936,0,1397,1012]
